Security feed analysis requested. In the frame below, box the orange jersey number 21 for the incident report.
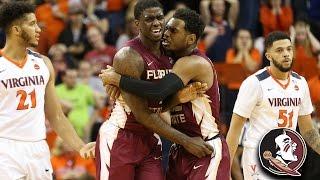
[278,109,293,128]
[16,89,36,110]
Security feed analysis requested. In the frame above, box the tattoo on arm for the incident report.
[303,128,320,154]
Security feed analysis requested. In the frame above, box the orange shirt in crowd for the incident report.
[259,5,293,37]
[35,1,68,54]
[106,0,125,12]
[51,153,96,180]
[308,75,320,118]
[293,45,319,81]
[225,48,261,89]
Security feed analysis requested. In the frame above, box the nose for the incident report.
[153,18,161,27]
[36,24,41,33]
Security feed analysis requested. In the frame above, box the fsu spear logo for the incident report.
[259,128,307,176]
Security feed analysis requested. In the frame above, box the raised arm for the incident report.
[112,48,213,158]
[100,55,213,101]
[43,56,94,158]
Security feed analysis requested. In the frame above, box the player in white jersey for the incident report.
[227,31,320,179]
[0,2,94,179]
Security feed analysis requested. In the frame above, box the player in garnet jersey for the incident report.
[100,8,230,180]
[226,31,320,179]
[0,2,94,179]
[95,1,213,180]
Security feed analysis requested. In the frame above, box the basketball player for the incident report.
[0,2,94,179]
[100,8,230,180]
[226,31,320,179]
[96,1,213,180]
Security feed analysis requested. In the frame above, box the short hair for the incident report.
[134,0,163,20]
[0,1,35,33]
[173,8,205,40]
[264,31,291,50]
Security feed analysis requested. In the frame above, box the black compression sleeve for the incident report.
[119,73,185,101]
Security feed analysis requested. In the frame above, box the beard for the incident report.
[21,29,37,47]
[271,57,294,72]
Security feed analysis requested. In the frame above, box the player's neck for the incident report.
[2,39,28,61]
[173,47,194,59]
[268,66,289,80]
[139,35,161,56]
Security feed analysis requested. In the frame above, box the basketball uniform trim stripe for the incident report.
[99,123,121,180]
[205,138,222,179]
[291,72,301,79]
[255,70,270,81]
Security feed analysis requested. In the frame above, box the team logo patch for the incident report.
[34,64,40,70]
[259,128,307,176]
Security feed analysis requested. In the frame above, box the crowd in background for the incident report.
[0,0,320,179]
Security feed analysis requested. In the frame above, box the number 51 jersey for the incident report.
[233,67,313,148]
[0,50,50,141]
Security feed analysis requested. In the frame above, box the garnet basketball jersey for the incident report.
[110,37,173,133]
[170,49,220,139]
[0,49,50,141]
[233,67,313,148]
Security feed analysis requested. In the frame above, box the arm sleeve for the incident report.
[119,73,185,101]
[299,77,314,116]
[233,76,262,118]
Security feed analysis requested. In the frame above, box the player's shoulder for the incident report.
[253,68,270,82]
[114,46,142,62]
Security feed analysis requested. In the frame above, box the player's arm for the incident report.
[298,78,320,154]
[226,76,261,165]
[43,56,94,158]
[298,114,320,154]
[113,48,213,158]
[226,113,246,164]
[100,55,212,101]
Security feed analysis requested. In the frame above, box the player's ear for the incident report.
[11,25,21,36]
[265,51,272,61]
[187,34,196,46]
[134,19,139,27]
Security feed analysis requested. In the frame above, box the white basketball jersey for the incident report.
[0,50,50,141]
[233,67,313,148]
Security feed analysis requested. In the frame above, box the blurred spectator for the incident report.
[201,0,239,62]
[115,17,139,50]
[56,68,95,139]
[236,0,260,37]
[226,29,261,82]
[78,61,105,94]
[291,18,320,80]
[308,61,320,118]
[58,4,88,60]
[36,0,68,55]
[51,137,95,180]
[105,0,130,45]
[260,0,293,37]
[222,28,261,131]
[48,43,77,84]
[84,26,117,75]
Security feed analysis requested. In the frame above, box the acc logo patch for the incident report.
[259,128,307,176]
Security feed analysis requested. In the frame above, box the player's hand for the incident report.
[106,84,120,101]
[79,142,96,159]
[177,82,207,104]
[99,65,121,86]
[183,137,214,158]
